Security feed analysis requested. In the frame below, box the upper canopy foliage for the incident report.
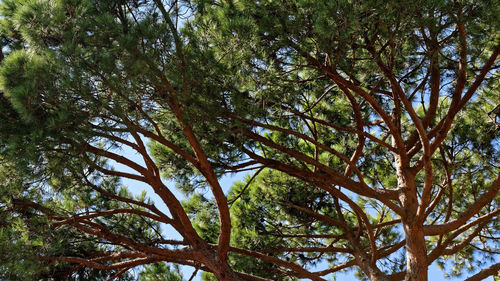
[0,0,498,281]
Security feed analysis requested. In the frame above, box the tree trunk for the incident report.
[404,223,428,281]
[395,161,428,281]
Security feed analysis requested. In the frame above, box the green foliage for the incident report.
[0,159,137,281]
[183,193,220,243]
[140,263,184,281]
[0,0,498,280]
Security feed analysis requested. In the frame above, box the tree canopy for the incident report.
[0,0,499,281]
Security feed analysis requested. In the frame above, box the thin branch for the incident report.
[463,262,500,281]
[228,167,265,206]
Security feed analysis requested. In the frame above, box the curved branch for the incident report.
[463,262,500,281]
[262,246,353,254]
[313,260,356,276]
[335,84,366,178]
[242,148,402,214]
[227,246,327,281]
[40,256,161,270]
[228,167,265,206]
[82,177,171,221]
[231,117,366,183]
[424,173,500,236]
[51,208,172,228]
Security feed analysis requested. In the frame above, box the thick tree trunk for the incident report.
[395,159,428,281]
[403,223,428,281]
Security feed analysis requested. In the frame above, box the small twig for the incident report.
[105,266,131,281]
[188,267,199,281]
[228,167,265,206]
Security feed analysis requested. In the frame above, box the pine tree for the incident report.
[0,1,498,280]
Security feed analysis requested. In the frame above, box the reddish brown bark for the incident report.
[20,3,499,280]
[403,223,428,281]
